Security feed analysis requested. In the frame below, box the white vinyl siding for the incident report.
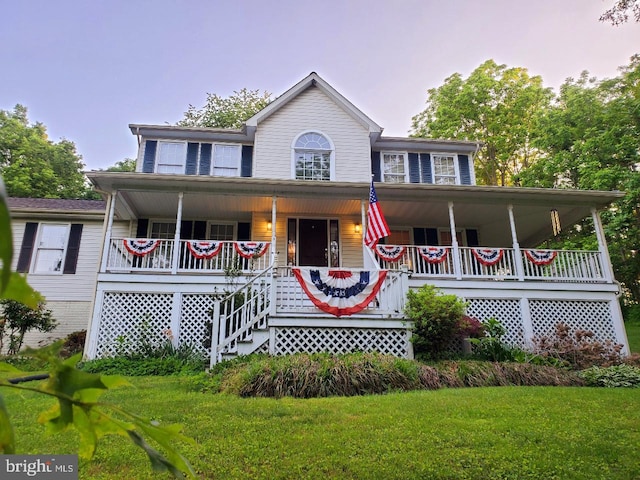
[253,88,371,181]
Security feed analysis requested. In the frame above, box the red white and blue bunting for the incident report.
[187,240,223,259]
[123,239,160,257]
[374,244,407,262]
[471,248,504,266]
[418,246,449,264]
[525,249,557,266]
[234,241,270,259]
[292,268,388,317]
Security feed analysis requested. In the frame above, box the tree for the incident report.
[178,88,271,129]
[0,299,56,354]
[600,0,640,25]
[411,60,553,186]
[518,56,640,304]
[105,158,136,172]
[0,105,95,199]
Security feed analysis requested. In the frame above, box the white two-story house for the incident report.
[83,72,628,364]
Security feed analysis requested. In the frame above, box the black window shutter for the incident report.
[466,229,479,247]
[420,153,433,184]
[408,153,420,183]
[180,220,194,240]
[458,154,471,185]
[199,143,212,175]
[136,219,149,238]
[426,228,439,245]
[63,224,83,274]
[142,140,157,173]
[16,222,38,273]
[186,143,199,175]
[412,228,425,245]
[194,221,207,239]
[371,151,381,182]
[237,222,251,241]
[241,146,253,177]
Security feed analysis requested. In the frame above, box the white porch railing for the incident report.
[211,267,273,366]
[375,246,608,283]
[105,239,271,273]
[274,268,407,315]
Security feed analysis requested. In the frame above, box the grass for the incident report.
[2,376,640,479]
[625,320,640,353]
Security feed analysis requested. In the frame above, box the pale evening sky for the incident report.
[1,0,639,171]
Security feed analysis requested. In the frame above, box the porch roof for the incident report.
[87,172,624,247]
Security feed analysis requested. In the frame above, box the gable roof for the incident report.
[245,72,383,139]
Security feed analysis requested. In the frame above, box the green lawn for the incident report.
[625,321,640,353]
[3,377,640,479]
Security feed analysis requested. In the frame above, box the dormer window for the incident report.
[293,132,333,181]
[433,154,457,185]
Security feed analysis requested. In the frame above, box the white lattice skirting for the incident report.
[90,291,624,359]
[273,327,410,358]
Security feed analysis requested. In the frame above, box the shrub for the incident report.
[531,322,624,370]
[80,354,206,376]
[469,317,519,362]
[405,285,467,360]
[59,330,86,358]
[579,364,640,388]
[0,299,57,354]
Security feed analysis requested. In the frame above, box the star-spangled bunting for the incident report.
[364,179,390,248]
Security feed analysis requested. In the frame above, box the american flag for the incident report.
[364,179,390,248]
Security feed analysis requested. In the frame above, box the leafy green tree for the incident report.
[0,105,94,199]
[105,158,136,172]
[178,88,271,129]
[600,0,640,25]
[519,56,640,304]
[411,60,553,186]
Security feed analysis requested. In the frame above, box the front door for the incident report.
[298,219,328,266]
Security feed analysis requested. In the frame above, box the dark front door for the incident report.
[298,219,328,266]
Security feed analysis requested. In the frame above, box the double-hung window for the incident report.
[433,154,457,184]
[213,145,241,177]
[294,132,333,181]
[32,224,69,274]
[156,142,187,174]
[382,152,407,183]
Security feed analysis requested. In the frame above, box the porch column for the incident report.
[448,202,462,280]
[99,190,117,273]
[508,204,525,281]
[171,192,184,274]
[271,196,277,267]
[592,208,614,282]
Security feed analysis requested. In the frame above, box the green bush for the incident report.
[0,299,57,354]
[405,285,467,360]
[80,354,206,376]
[469,317,520,362]
[579,364,640,388]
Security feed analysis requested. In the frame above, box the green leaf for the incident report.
[0,395,15,454]
[127,429,189,479]
[1,272,43,309]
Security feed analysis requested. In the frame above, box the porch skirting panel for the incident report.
[271,326,410,358]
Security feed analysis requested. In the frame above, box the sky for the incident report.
[1,0,639,171]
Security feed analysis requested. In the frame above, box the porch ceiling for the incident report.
[90,172,623,247]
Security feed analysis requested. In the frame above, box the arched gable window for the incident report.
[292,132,334,181]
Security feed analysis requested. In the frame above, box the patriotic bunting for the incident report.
[292,268,388,317]
[123,239,160,257]
[187,240,223,259]
[234,241,270,259]
[374,244,407,262]
[418,246,449,264]
[525,249,557,266]
[471,248,504,266]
